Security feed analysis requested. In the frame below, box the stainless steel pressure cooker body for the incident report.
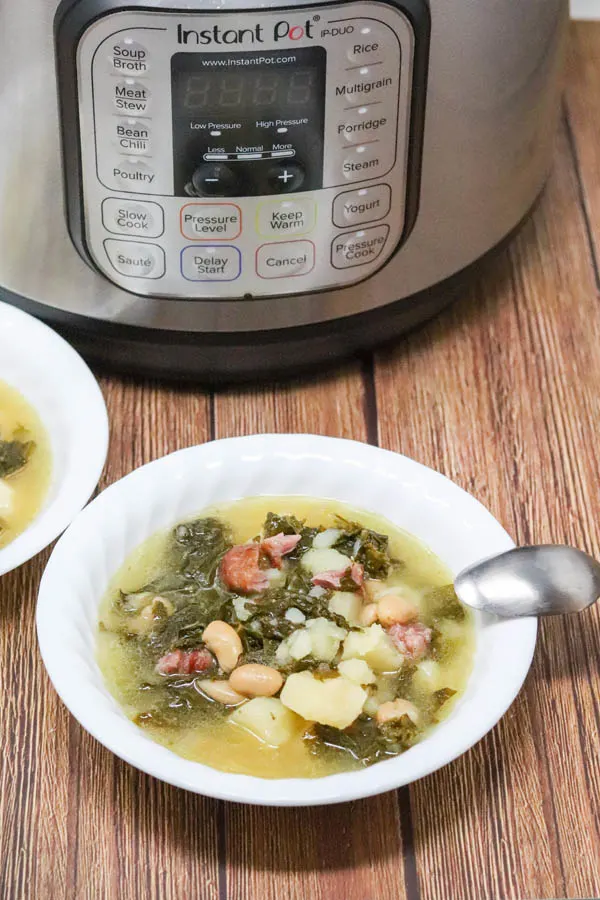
[0,0,568,380]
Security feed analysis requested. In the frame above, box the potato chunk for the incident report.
[280,671,366,729]
[301,547,351,575]
[228,697,301,748]
[337,658,376,685]
[328,591,363,626]
[341,624,404,673]
[276,617,347,665]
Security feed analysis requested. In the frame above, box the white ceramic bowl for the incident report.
[0,301,109,575]
[36,434,536,806]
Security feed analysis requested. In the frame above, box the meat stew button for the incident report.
[256,240,315,279]
[331,225,389,269]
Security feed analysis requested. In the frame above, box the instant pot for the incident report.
[0,0,567,380]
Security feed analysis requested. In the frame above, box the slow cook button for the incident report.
[104,239,165,279]
[180,203,242,241]
[102,198,164,238]
[257,198,316,238]
[113,79,151,114]
[181,245,241,281]
[256,240,315,279]
[114,118,151,155]
[331,225,390,269]
[110,39,150,74]
[332,185,391,227]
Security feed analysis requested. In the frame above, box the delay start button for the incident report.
[181,245,241,281]
[331,225,390,269]
[104,239,165,279]
[256,240,315,279]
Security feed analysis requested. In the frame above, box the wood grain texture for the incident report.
[1,23,600,900]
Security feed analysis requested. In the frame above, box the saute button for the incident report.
[332,185,391,227]
[102,198,164,238]
[257,198,316,237]
[111,159,156,191]
[111,39,150,74]
[181,245,241,281]
[256,240,315,279]
[331,225,389,269]
[180,203,242,240]
[113,79,151,114]
[104,239,165,278]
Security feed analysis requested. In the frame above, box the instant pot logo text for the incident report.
[176,19,315,46]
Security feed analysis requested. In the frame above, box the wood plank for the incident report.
[373,117,600,900]
[565,21,600,284]
[213,368,411,900]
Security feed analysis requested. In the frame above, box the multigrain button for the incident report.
[256,240,315,279]
[335,70,395,105]
[113,79,151,114]
[113,118,151,155]
[257,198,316,238]
[104,239,165,278]
[332,185,391,227]
[110,39,150,74]
[331,225,389,269]
[112,159,156,190]
[181,245,241,281]
[102,198,164,237]
[180,203,242,240]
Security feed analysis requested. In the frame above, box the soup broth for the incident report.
[0,380,52,549]
[98,498,475,779]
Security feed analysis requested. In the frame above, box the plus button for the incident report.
[266,161,305,193]
[278,169,294,184]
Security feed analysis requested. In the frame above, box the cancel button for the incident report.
[256,240,315,279]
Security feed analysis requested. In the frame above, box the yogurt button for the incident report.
[332,185,391,227]
[104,240,165,278]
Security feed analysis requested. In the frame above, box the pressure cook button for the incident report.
[256,240,315,279]
[265,162,305,194]
[257,198,316,237]
[113,79,151,114]
[331,225,390,269]
[102,198,164,238]
[113,118,151,155]
[112,159,156,190]
[191,163,240,198]
[181,245,241,281]
[111,39,149,74]
[180,203,242,240]
[332,185,391,228]
[104,239,165,279]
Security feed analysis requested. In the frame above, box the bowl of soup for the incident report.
[0,301,109,575]
[36,434,536,805]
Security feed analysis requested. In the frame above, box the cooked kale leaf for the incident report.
[332,515,392,577]
[0,437,34,477]
[305,713,420,768]
[172,517,232,588]
[263,512,304,537]
[425,584,466,621]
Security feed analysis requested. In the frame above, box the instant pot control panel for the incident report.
[56,0,426,300]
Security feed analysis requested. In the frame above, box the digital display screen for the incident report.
[174,67,321,115]
[171,48,326,197]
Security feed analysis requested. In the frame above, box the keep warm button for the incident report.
[256,240,315,279]
[331,225,390,269]
[257,198,316,238]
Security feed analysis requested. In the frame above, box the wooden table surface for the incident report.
[2,22,600,900]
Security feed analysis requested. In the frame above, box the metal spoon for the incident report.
[454,545,600,618]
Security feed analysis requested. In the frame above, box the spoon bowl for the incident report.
[455,545,600,618]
